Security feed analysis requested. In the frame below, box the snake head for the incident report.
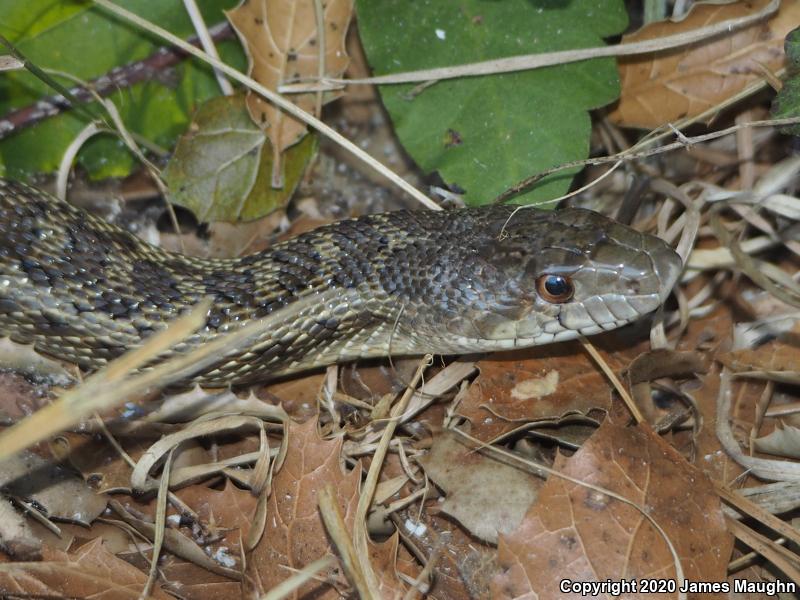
[448,206,683,348]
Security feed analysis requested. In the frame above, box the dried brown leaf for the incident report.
[178,480,258,556]
[0,538,171,599]
[627,349,710,384]
[419,431,541,544]
[158,557,243,600]
[492,420,733,599]
[226,0,354,184]
[246,418,360,598]
[457,345,625,441]
[259,371,326,420]
[719,340,800,374]
[680,363,744,483]
[609,0,799,128]
[369,534,408,599]
[196,480,257,535]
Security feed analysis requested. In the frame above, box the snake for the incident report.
[0,177,682,387]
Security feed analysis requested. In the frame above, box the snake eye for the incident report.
[536,274,574,303]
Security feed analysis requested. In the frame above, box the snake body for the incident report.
[0,178,681,386]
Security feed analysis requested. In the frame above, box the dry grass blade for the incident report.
[716,482,800,552]
[401,545,440,600]
[352,355,431,596]
[709,209,800,308]
[282,0,779,89]
[498,116,800,199]
[317,484,373,599]
[259,557,334,600]
[579,337,642,423]
[131,415,276,491]
[0,299,211,460]
[725,516,800,585]
[108,499,240,580]
[139,449,174,600]
[0,287,336,460]
[716,367,800,480]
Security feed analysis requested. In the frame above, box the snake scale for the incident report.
[0,178,681,386]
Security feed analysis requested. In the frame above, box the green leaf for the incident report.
[0,0,245,179]
[356,0,627,206]
[772,27,800,137]
[163,94,317,223]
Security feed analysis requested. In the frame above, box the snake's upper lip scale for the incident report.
[648,241,683,302]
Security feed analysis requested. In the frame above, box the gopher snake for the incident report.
[0,178,681,386]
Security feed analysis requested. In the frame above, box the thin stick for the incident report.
[495,116,800,201]
[260,557,334,600]
[280,0,778,89]
[580,337,643,423]
[181,0,233,95]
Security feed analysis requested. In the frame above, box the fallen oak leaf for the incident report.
[0,538,171,599]
[0,449,107,526]
[246,418,361,599]
[226,0,353,187]
[492,420,732,599]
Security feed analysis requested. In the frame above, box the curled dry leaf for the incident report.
[0,538,171,599]
[753,421,800,460]
[609,0,800,128]
[246,418,361,598]
[226,0,354,186]
[626,349,710,385]
[419,431,541,544]
[369,533,409,599]
[492,420,732,599]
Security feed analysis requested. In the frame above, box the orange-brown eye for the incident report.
[536,274,574,303]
